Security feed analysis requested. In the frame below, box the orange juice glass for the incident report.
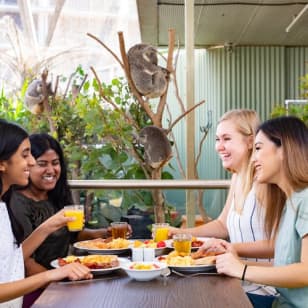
[152,223,169,242]
[64,205,84,231]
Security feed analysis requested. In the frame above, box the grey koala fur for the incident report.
[138,125,172,169]
[24,79,52,114]
[127,44,169,98]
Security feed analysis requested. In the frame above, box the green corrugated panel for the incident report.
[286,47,308,99]
[164,46,308,219]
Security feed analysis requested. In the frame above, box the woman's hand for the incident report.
[39,210,72,235]
[198,238,229,254]
[167,226,181,238]
[46,262,93,282]
[214,240,245,279]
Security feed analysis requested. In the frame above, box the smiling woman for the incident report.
[214,116,308,308]
[0,119,93,307]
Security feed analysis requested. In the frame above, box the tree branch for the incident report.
[167,100,206,134]
[87,32,124,69]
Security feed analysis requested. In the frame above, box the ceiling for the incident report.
[136,0,308,48]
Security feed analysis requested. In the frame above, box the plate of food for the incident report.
[50,255,128,275]
[156,250,219,274]
[131,239,169,256]
[165,237,209,251]
[73,238,132,254]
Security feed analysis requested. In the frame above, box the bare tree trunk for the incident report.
[151,168,165,223]
[197,190,211,223]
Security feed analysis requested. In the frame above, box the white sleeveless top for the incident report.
[226,189,277,296]
[0,202,24,308]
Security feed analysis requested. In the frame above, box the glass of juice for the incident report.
[173,233,192,256]
[64,205,84,232]
[111,222,128,239]
[152,223,169,242]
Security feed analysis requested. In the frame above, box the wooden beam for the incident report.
[185,0,195,228]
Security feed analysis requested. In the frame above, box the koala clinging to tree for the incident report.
[24,79,53,114]
[127,44,169,98]
[138,125,172,169]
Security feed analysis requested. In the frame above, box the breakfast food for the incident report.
[58,255,119,269]
[129,263,160,270]
[160,249,222,266]
[133,239,166,248]
[191,240,204,248]
[75,237,130,250]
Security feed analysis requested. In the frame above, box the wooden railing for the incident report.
[68,179,231,190]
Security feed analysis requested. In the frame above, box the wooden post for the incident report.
[185,0,196,227]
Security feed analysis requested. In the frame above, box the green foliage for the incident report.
[0,66,176,227]
[271,74,308,126]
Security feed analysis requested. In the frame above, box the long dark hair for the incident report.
[29,133,73,210]
[0,119,28,245]
[256,116,308,239]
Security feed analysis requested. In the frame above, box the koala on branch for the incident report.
[137,125,172,169]
[24,79,53,114]
[127,44,169,99]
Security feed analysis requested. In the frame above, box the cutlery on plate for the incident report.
[171,269,219,278]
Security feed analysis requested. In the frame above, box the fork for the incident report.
[171,269,219,278]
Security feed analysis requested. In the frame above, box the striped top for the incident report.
[227,188,266,253]
[226,188,277,296]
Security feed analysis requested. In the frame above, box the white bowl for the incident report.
[121,261,167,281]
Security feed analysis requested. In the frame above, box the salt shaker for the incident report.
[143,247,155,262]
[132,247,143,262]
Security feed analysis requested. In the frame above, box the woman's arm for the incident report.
[77,228,109,241]
[24,257,48,275]
[168,174,235,239]
[216,235,308,288]
[22,210,71,259]
[0,262,92,303]
[233,239,274,259]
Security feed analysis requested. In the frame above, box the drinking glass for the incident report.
[64,205,84,232]
[111,222,128,239]
[173,233,192,256]
[152,223,169,242]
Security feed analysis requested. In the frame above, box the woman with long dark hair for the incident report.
[0,120,92,307]
[10,133,111,276]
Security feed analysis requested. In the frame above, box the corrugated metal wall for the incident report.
[165,46,308,218]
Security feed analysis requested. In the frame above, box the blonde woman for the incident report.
[169,109,275,295]
[215,116,308,307]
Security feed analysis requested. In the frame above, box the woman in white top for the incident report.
[169,109,275,295]
[0,119,92,307]
[214,116,308,307]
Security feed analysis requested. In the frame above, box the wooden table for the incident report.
[32,271,252,308]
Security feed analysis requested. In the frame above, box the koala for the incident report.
[24,79,52,114]
[127,44,169,98]
[138,125,172,169]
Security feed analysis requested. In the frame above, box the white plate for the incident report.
[165,237,209,250]
[73,240,132,255]
[50,257,129,275]
[156,255,216,274]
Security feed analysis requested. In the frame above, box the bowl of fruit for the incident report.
[121,261,167,281]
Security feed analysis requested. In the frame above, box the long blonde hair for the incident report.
[218,109,260,200]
